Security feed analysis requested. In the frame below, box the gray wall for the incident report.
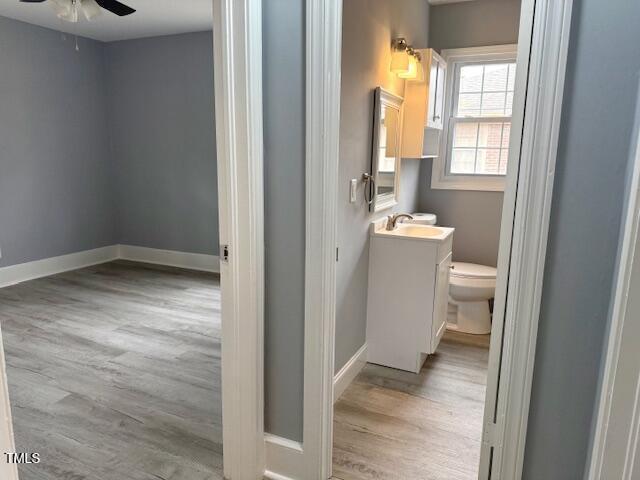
[263,0,306,441]
[335,0,430,374]
[419,160,504,266]
[428,0,522,51]
[523,1,640,478]
[418,0,521,267]
[0,19,217,268]
[105,32,218,256]
[0,17,115,267]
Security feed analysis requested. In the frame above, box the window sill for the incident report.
[430,174,505,192]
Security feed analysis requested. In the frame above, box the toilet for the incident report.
[408,213,496,334]
[448,262,497,334]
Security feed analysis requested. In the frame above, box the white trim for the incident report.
[431,44,517,192]
[0,246,119,288]
[0,331,17,480]
[118,245,220,273]
[302,0,343,478]
[264,434,306,480]
[333,344,368,403]
[212,0,265,478]
[587,87,640,480]
[480,1,574,478]
[304,0,574,479]
[0,245,220,290]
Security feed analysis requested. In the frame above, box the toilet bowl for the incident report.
[448,262,497,334]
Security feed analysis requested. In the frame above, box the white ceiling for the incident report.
[0,0,213,42]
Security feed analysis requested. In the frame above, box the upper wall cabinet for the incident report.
[402,49,447,158]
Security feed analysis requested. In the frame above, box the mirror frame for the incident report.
[370,87,404,212]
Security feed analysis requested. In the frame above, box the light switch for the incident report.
[349,178,357,203]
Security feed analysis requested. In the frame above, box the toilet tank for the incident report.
[408,212,437,225]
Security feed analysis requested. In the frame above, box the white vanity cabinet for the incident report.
[366,220,454,373]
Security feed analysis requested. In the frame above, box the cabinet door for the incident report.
[426,57,439,128]
[431,252,452,353]
[432,59,447,130]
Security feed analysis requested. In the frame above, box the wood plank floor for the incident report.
[332,331,490,480]
[0,261,223,480]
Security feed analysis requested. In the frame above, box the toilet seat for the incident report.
[450,262,497,280]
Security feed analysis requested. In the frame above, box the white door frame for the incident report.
[479,1,573,478]
[586,86,640,480]
[0,334,18,480]
[292,1,575,479]
[212,0,265,478]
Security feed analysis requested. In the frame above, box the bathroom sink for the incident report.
[372,222,454,242]
[389,225,444,238]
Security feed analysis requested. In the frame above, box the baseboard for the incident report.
[0,246,119,289]
[0,244,221,289]
[334,343,368,403]
[117,245,220,273]
[264,434,305,480]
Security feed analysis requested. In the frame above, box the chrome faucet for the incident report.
[386,213,414,231]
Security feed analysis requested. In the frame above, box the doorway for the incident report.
[296,0,575,479]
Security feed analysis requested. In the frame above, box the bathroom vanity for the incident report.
[366,218,454,373]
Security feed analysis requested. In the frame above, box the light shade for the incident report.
[50,0,102,23]
[398,54,418,79]
[399,54,425,82]
[82,0,102,21]
[390,50,410,74]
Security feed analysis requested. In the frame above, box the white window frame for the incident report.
[432,44,518,191]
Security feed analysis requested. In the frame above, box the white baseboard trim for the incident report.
[0,246,119,288]
[0,245,220,288]
[334,343,368,403]
[264,434,305,480]
[117,245,220,273]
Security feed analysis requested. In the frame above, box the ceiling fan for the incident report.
[19,0,136,22]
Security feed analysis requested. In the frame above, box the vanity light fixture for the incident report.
[390,37,410,73]
[391,38,424,81]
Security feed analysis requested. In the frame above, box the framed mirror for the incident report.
[369,87,404,212]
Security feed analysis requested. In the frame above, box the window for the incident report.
[431,45,518,191]
[451,62,515,175]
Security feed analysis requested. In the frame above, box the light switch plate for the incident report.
[349,178,357,203]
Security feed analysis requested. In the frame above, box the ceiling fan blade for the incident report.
[94,0,135,16]
[19,0,47,3]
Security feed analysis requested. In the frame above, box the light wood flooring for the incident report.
[0,261,223,480]
[332,331,490,480]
